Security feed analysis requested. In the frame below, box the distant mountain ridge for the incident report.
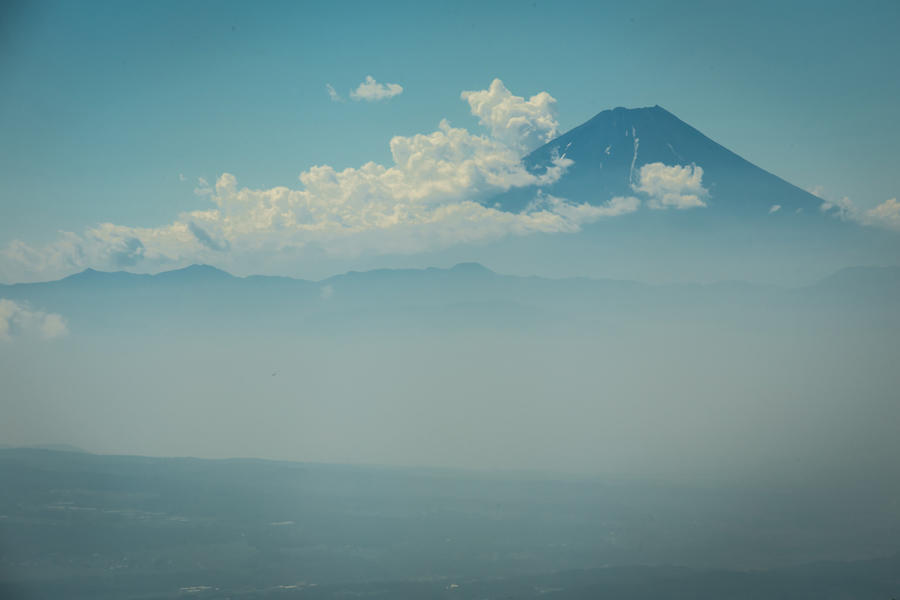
[2,262,898,337]
[2,260,896,288]
[8,262,900,290]
[5,261,900,294]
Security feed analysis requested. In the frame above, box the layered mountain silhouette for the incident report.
[2,263,898,335]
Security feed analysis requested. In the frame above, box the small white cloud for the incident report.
[350,76,403,102]
[194,177,212,196]
[819,195,855,218]
[0,299,68,341]
[325,83,344,103]
[525,192,640,227]
[861,198,900,231]
[818,194,900,231]
[633,163,708,210]
[807,184,826,198]
[461,78,559,155]
[40,313,68,338]
[769,204,781,214]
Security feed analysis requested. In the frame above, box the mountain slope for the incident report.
[468,105,900,284]
[495,105,826,220]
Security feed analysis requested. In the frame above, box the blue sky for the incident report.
[1,0,899,281]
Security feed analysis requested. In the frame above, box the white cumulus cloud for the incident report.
[0,299,68,341]
[461,78,559,155]
[860,198,900,230]
[818,194,900,231]
[350,76,403,102]
[0,80,646,283]
[632,163,708,210]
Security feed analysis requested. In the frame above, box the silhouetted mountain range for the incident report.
[6,261,899,294]
[1,262,898,335]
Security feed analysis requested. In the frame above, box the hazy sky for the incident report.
[2,0,900,484]
[1,0,899,282]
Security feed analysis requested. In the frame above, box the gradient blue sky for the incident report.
[1,0,898,270]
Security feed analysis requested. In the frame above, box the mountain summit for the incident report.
[494,105,824,219]
[471,105,900,284]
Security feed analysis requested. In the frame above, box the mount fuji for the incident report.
[509,105,821,217]
[458,105,899,284]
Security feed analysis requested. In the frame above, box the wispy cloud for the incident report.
[818,190,900,231]
[807,184,826,198]
[194,177,212,196]
[0,299,68,341]
[350,76,403,102]
[769,204,781,214]
[325,83,344,103]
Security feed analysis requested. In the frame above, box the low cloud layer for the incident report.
[0,299,68,341]
[0,80,644,283]
[350,76,404,102]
